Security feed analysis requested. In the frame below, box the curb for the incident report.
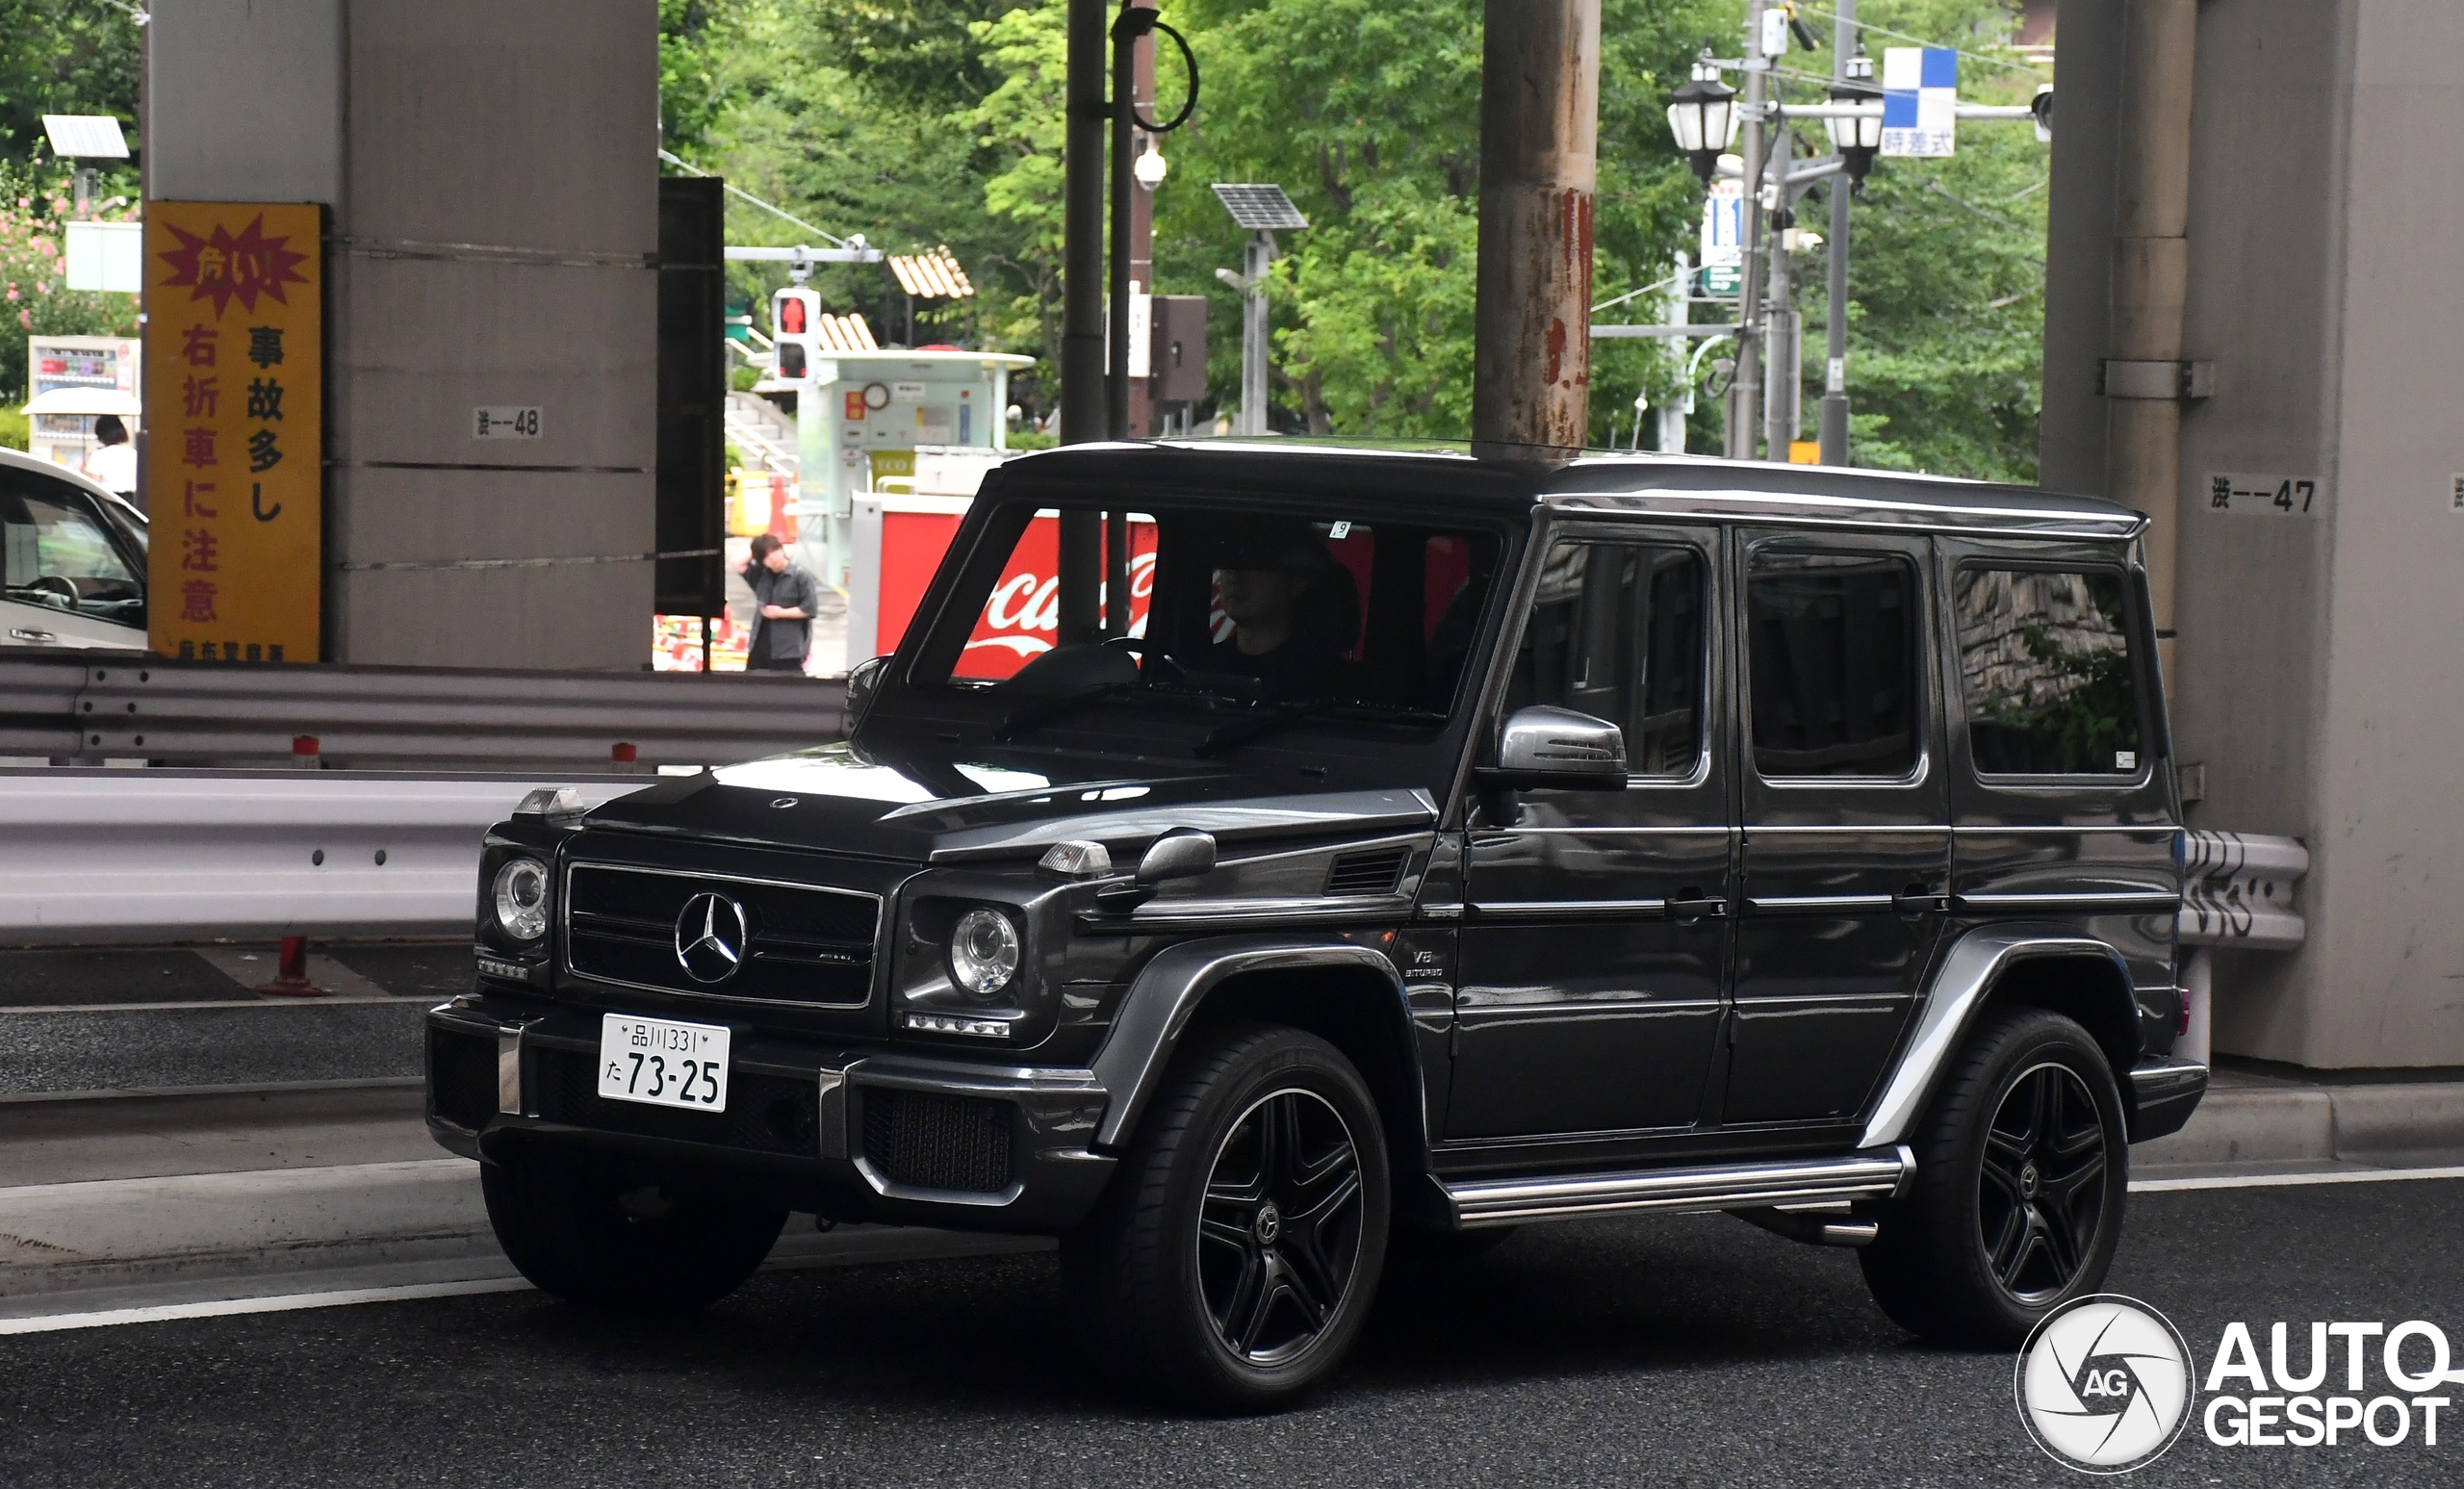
[2135,1079,2464,1170]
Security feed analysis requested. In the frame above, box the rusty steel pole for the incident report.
[1471,0,1601,462]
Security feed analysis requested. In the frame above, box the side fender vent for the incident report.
[1324,847,1408,897]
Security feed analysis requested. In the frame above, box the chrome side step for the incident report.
[1442,1145,1914,1229]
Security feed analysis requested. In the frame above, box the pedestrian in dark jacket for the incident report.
[743,534,820,673]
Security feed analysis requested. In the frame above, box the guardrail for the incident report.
[2176,830,2311,1066]
[0,770,641,945]
[0,651,843,770]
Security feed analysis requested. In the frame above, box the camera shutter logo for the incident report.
[674,893,748,985]
[2015,1295,2195,1473]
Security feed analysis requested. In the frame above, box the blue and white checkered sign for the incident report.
[1880,46,1957,158]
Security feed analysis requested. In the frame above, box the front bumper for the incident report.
[2124,1056,2208,1143]
[425,992,1116,1233]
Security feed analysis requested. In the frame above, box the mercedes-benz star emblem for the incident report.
[674,892,749,984]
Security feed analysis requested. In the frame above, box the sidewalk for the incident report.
[2133,1062,2464,1175]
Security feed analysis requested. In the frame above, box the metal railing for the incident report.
[2,652,843,771]
[0,770,639,944]
[2176,829,2311,1066]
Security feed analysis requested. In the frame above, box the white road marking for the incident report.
[2132,1164,2464,1193]
[0,1277,534,1336]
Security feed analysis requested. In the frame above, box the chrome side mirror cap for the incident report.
[1486,706,1630,790]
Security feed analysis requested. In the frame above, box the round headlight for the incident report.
[492,859,550,942]
[947,907,1020,999]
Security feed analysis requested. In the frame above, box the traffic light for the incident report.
[771,286,821,383]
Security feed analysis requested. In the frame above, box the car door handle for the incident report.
[1893,885,1951,917]
[1666,888,1728,922]
[10,628,57,644]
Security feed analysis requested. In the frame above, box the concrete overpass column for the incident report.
[147,0,658,670]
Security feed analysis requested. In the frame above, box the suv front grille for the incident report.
[564,862,878,1006]
[860,1090,1014,1193]
[530,1046,820,1155]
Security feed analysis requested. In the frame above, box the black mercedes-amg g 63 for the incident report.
[427,442,2203,1409]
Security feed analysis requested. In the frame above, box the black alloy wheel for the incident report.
[1978,1061,2109,1304]
[1063,1023,1391,1411]
[1859,1006,2129,1348]
[1195,1088,1368,1366]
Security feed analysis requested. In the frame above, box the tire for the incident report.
[1860,1006,2129,1348]
[1063,1024,1392,1412]
[481,1146,786,1311]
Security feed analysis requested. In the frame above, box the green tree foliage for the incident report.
[665,0,2046,473]
[0,160,140,398]
[1800,0,2050,480]
[0,0,141,165]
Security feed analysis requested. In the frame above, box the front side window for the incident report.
[1,475,144,629]
[926,501,1502,720]
[1506,540,1706,778]
[1955,568,2143,776]
[1746,551,1920,779]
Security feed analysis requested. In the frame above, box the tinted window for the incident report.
[1509,541,1706,777]
[1746,552,1919,778]
[932,502,1500,715]
[1955,568,2143,775]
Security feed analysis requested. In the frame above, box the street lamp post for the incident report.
[1728,9,1771,460]
[1818,17,1880,465]
[1211,184,1307,436]
[1664,52,1740,185]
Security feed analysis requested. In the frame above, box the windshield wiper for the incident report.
[1192,701,1448,757]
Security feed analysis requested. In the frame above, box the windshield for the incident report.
[913,498,1505,732]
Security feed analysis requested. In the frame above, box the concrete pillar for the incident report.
[147,0,658,670]
[2049,0,2464,1069]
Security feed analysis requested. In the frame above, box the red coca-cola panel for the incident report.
[876,511,1158,680]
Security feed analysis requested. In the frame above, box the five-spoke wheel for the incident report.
[1978,1061,2110,1304]
[1195,1088,1368,1366]
[1063,1025,1390,1410]
[1860,1007,2129,1348]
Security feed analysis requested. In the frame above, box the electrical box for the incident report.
[1151,295,1208,406]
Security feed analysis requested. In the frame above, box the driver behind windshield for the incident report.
[1208,525,1358,703]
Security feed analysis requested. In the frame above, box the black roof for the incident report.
[990,439,2144,541]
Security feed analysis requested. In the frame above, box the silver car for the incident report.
[0,445,148,652]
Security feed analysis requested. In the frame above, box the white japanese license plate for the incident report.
[597,1014,732,1113]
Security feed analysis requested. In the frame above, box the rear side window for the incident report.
[1508,541,1707,777]
[1746,552,1920,778]
[1955,568,2143,776]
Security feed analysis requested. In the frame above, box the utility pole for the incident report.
[1761,119,1796,462]
[1817,0,1855,465]
[1058,0,1107,643]
[1471,0,1602,460]
[1727,5,1769,461]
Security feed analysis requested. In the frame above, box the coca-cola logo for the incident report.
[958,517,1157,677]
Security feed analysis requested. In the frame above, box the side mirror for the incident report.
[1483,705,1630,791]
[844,655,890,727]
[1095,828,1218,913]
[1136,828,1218,884]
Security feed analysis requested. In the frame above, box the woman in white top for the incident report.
[82,415,139,506]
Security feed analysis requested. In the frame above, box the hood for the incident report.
[579,743,1438,865]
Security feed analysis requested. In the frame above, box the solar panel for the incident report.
[1211,184,1308,231]
[42,115,128,160]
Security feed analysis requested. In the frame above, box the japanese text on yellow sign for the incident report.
[143,202,321,662]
